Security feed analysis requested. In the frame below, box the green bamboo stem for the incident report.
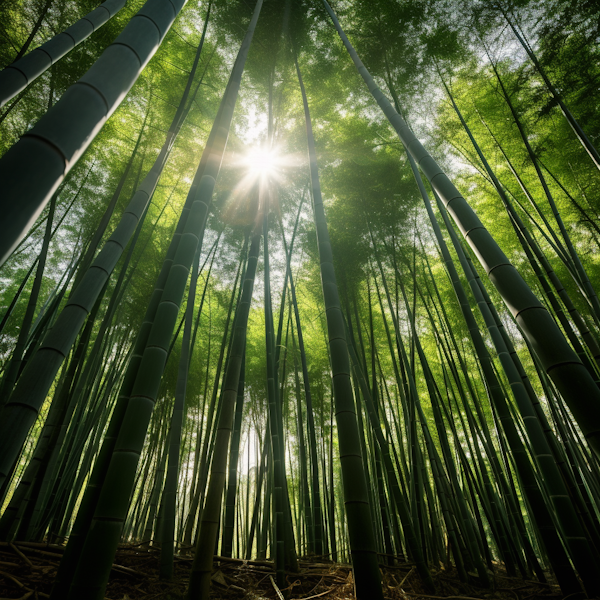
[386,106,575,586]
[187,229,261,599]
[0,39,205,494]
[0,0,188,264]
[295,52,383,600]
[322,0,600,466]
[369,245,470,578]
[500,7,600,171]
[284,220,324,557]
[221,349,246,558]
[391,250,491,585]
[63,10,257,598]
[472,113,600,368]
[0,0,127,107]
[263,209,286,584]
[441,83,600,550]
[158,243,202,578]
[25,185,169,542]
[421,269,528,576]
[485,53,600,323]
[451,91,588,337]
[345,315,435,588]
[182,234,247,548]
[246,430,268,560]
[72,104,150,290]
[442,76,600,506]
[434,188,598,592]
[0,194,56,404]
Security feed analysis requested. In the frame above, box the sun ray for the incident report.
[221,144,299,228]
[244,147,278,176]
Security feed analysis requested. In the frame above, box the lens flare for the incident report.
[244,147,278,175]
[221,144,300,227]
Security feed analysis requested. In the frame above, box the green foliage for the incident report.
[2,0,600,594]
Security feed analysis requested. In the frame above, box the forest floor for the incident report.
[0,541,564,600]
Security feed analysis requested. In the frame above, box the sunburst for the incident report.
[221,144,300,228]
[243,147,280,177]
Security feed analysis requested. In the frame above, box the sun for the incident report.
[243,147,279,176]
[222,143,302,227]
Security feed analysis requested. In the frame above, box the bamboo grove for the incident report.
[1,0,600,598]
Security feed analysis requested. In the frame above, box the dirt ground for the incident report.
[0,541,564,600]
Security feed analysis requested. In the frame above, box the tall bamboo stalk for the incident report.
[0,194,56,404]
[0,0,127,108]
[0,0,188,264]
[320,0,600,460]
[187,230,262,599]
[500,6,600,172]
[62,9,257,599]
[0,8,207,493]
[295,52,384,600]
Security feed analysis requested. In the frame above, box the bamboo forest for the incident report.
[2,0,600,598]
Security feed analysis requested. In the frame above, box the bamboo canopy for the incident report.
[1,1,600,599]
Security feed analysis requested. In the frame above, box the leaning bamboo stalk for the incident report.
[72,103,150,289]
[0,0,187,265]
[158,241,202,578]
[28,235,144,538]
[0,157,92,343]
[469,251,600,549]
[51,40,226,600]
[282,217,324,557]
[221,348,246,558]
[441,76,600,380]
[0,195,56,405]
[442,77,600,390]
[420,258,536,577]
[391,251,491,585]
[395,109,579,589]
[368,246,469,580]
[262,208,287,585]
[64,3,262,597]
[500,7,600,172]
[433,188,595,592]
[0,288,105,542]
[183,237,246,546]
[291,323,314,554]
[485,53,600,323]
[187,231,262,599]
[0,0,127,108]
[294,52,384,600]
[157,2,213,576]
[43,195,172,538]
[345,312,435,588]
[470,115,600,356]
[320,0,600,458]
[0,9,206,494]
